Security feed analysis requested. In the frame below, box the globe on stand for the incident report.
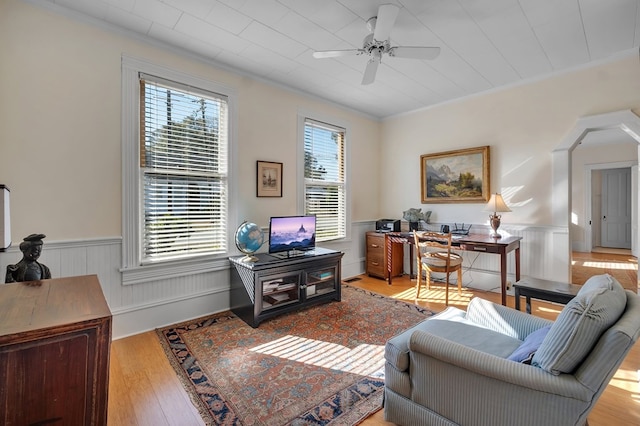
[234,221,265,262]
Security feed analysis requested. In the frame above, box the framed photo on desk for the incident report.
[420,146,490,203]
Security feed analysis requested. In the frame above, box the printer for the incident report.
[376,219,400,232]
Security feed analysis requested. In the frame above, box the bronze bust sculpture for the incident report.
[5,233,52,283]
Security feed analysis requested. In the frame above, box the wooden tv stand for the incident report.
[229,247,343,327]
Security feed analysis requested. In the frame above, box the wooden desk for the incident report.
[386,232,522,306]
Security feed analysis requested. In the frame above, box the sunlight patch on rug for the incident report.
[250,336,385,376]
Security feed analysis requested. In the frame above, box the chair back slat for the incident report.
[413,231,462,305]
[414,231,453,258]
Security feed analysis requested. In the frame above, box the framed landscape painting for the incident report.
[420,146,490,203]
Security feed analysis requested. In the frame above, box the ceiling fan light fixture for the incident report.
[362,59,379,85]
[366,17,377,34]
[312,4,440,85]
[389,46,441,60]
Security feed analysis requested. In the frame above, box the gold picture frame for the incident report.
[420,146,490,203]
[257,161,283,197]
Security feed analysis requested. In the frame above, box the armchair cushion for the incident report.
[532,274,626,375]
[384,304,523,372]
[507,325,551,363]
[578,273,624,297]
[466,296,553,339]
[385,306,467,371]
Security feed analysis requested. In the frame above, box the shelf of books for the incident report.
[261,275,300,310]
[305,267,337,298]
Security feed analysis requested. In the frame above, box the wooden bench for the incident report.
[513,277,581,313]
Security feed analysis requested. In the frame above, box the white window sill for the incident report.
[120,255,230,285]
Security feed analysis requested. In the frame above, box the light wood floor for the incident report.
[108,252,639,426]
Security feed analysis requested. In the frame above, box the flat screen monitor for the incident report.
[268,215,316,254]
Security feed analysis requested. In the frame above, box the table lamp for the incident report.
[484,193,511,238]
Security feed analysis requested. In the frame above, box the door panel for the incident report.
[601,168,632,249]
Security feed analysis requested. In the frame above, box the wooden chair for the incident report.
[413,231,463,305]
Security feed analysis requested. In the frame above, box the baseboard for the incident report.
[111,288,230,339]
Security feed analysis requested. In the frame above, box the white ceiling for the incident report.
[34,0,640,119]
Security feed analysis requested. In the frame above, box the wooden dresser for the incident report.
[366,231,403,279]
[0,275,112,425]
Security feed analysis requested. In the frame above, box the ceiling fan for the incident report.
[312,4,441,85]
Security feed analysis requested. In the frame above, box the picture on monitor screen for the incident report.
[268,215,316,254]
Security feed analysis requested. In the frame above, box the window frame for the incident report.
[121,56,238,285]
[297,112,351,243]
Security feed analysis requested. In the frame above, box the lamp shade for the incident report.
[484,193,511,213]
[0,185,10,251]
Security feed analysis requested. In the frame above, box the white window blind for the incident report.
[303,118,346,241]
[140,75,228,262]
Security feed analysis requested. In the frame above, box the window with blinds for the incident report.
[140,75,228,262]
[303,118,346,241]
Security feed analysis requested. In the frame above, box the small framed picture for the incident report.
[257,161,283,197]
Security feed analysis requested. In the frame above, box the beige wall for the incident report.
[380,55,640,228]
[0,0,380,241]
[2,0,640,246]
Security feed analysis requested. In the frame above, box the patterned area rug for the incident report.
[156,284,435,425]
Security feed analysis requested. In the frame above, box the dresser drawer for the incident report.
[365,232,403,279]
[367,233,385,253]
[367,252,385,278]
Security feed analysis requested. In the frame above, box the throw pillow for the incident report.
[532,275,626,375]
[578,273,621,297]
[507,325,551,363]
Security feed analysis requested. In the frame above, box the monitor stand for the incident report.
[271,249,311,259]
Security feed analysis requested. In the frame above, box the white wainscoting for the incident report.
[389,223,569,292]
[0,222,567,339]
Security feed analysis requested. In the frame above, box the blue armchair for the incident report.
[384,274,640,426]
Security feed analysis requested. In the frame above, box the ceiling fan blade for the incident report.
[389,46,441,60]
[373,4,399,41]
[361,59,379,85]
[312,49,362,59]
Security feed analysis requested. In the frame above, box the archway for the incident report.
[552,110,640,283]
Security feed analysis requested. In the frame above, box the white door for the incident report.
[601,168,632,249]
[633,165,638,257]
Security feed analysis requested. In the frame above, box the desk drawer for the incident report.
[365,232,403,279]
[367,234,385,253]
[367,255,386,278]
[459,242,501,254]
[366,233,386,278]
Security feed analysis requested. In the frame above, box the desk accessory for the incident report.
[451,223,471,235]
[376,219,400,232]
[402,208,431,231]
[484,193,511,238]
